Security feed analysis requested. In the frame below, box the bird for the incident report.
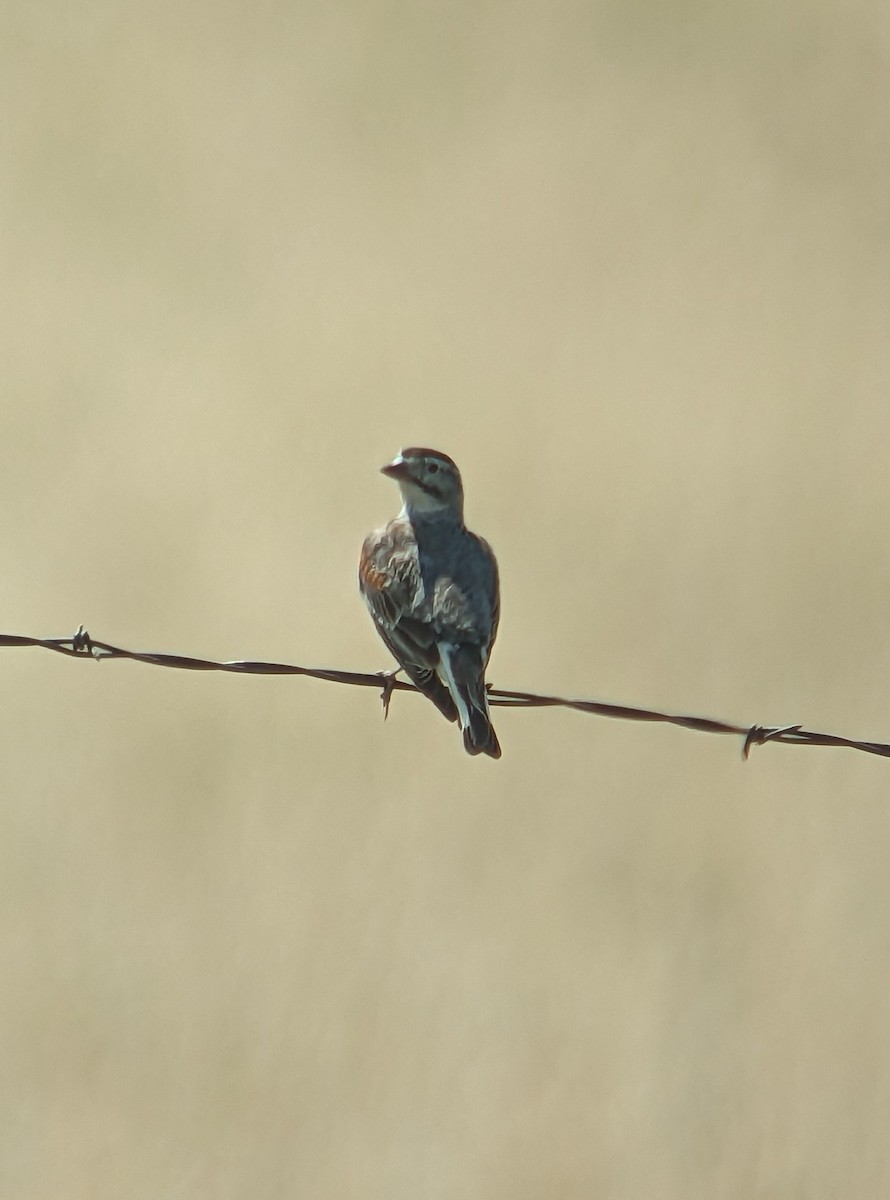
[359,447,501,759]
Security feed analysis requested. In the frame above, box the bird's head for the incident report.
[381,448,464,517]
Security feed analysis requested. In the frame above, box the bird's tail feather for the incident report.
[462,702,501,759]
[439,643,501,759]
[406,665,459,723]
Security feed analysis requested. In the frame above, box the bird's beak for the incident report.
[381,455,410,480]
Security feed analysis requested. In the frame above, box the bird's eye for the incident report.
[427,462,439,474]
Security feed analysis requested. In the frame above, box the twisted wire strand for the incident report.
[2,627,888,760]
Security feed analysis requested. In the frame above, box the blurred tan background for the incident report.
[2,1,890,1196]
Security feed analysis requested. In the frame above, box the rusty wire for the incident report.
[2,626,889,761]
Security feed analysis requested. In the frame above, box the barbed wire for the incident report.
[2,626,888,761]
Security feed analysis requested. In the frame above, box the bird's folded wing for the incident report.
[360,530,436,668]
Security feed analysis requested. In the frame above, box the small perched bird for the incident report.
[359,448,501,758]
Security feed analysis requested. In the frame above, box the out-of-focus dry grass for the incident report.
[2,2,890,1196]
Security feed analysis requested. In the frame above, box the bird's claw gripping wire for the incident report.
[71,625,95,656]
[377,669,402,720]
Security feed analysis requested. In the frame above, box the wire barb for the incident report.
[742,723,802,760]
[2,627,889,761]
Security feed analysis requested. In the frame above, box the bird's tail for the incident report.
[404,664,459,723]
[461,701,501,759]
[439,644,501,760]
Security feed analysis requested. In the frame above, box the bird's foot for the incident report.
[377,668,402,720]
